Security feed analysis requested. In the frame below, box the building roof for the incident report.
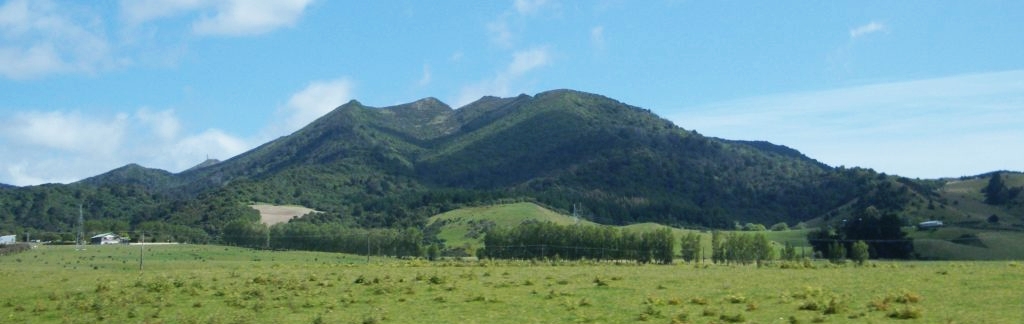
[90,232,118,239]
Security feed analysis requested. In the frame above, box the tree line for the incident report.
[221,219,425,258]
[479,221,675,264]
[807,206,913,260]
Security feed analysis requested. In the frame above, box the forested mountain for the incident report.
[0,89,1017,240]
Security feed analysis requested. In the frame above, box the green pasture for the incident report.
[429,202,818,258]
[2,244,1022,323]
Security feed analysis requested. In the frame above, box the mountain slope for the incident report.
[4,89,1019,238]
[163,89,867,228]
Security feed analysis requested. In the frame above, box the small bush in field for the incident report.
[690,297,709,305]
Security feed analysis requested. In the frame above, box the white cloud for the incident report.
[590,25,605,50]
[0,0,114,79]
[4,111,127,154]
[121,0,314,36]
[120,0,206,23]
[849,21,886,39]
[673,70,1024,178]
[0,107,252,185]
[514,0,550,15]
[283,78,355,132]
[455,47,551,107]
[136,108,181,141]
[507,48,551,76]
[169,129,249,167]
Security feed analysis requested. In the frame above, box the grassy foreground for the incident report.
[2,245,1022,324]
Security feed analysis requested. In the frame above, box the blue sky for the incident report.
[1,0,1022,186]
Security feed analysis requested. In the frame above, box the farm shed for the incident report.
[90,233,121,245]
[0,235,14,245]
[917,220,944,230]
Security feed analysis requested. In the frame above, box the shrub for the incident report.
[771,222,790,231]
[851,240,869,265]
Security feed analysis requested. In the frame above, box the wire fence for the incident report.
[3,230,1008,261]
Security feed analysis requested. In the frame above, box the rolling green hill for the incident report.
[427,202,597,249]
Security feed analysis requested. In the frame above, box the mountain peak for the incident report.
[77,163,173,189]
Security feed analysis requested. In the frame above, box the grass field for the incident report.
[2,244,1022,323]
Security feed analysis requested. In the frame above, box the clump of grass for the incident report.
[670,312,689,324]
[643,296,664,306]
[798,300,822,311]
[823,296,846,315]
[887,306,923,319]
[725,294,746,304]
[746,302,758,311]
[690,296,709,305]
[791,286,823,300]
[894,291,922,304]
[592,277,608,287]
[638,304,662,320]
[428,275,446,285]
[701,307,718,317]
[719,312,745,323]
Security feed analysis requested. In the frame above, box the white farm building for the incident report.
[90,233,122,245]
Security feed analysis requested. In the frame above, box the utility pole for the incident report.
[76,204,85,251]
[139,231,145,272]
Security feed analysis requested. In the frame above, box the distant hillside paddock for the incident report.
[250,204,317,225]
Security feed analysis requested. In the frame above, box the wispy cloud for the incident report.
[0,0,115,79]
[455,47,551,107]
[849,21,886,39]
[673,70,1024,178]
[514,0,550,15]
[281,78,355,133]
[121,0,314,36]
[418,64,432,86]
[590,25,605,50]
[487,19,515,48]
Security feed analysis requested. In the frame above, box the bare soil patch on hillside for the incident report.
[250,204,317,225]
